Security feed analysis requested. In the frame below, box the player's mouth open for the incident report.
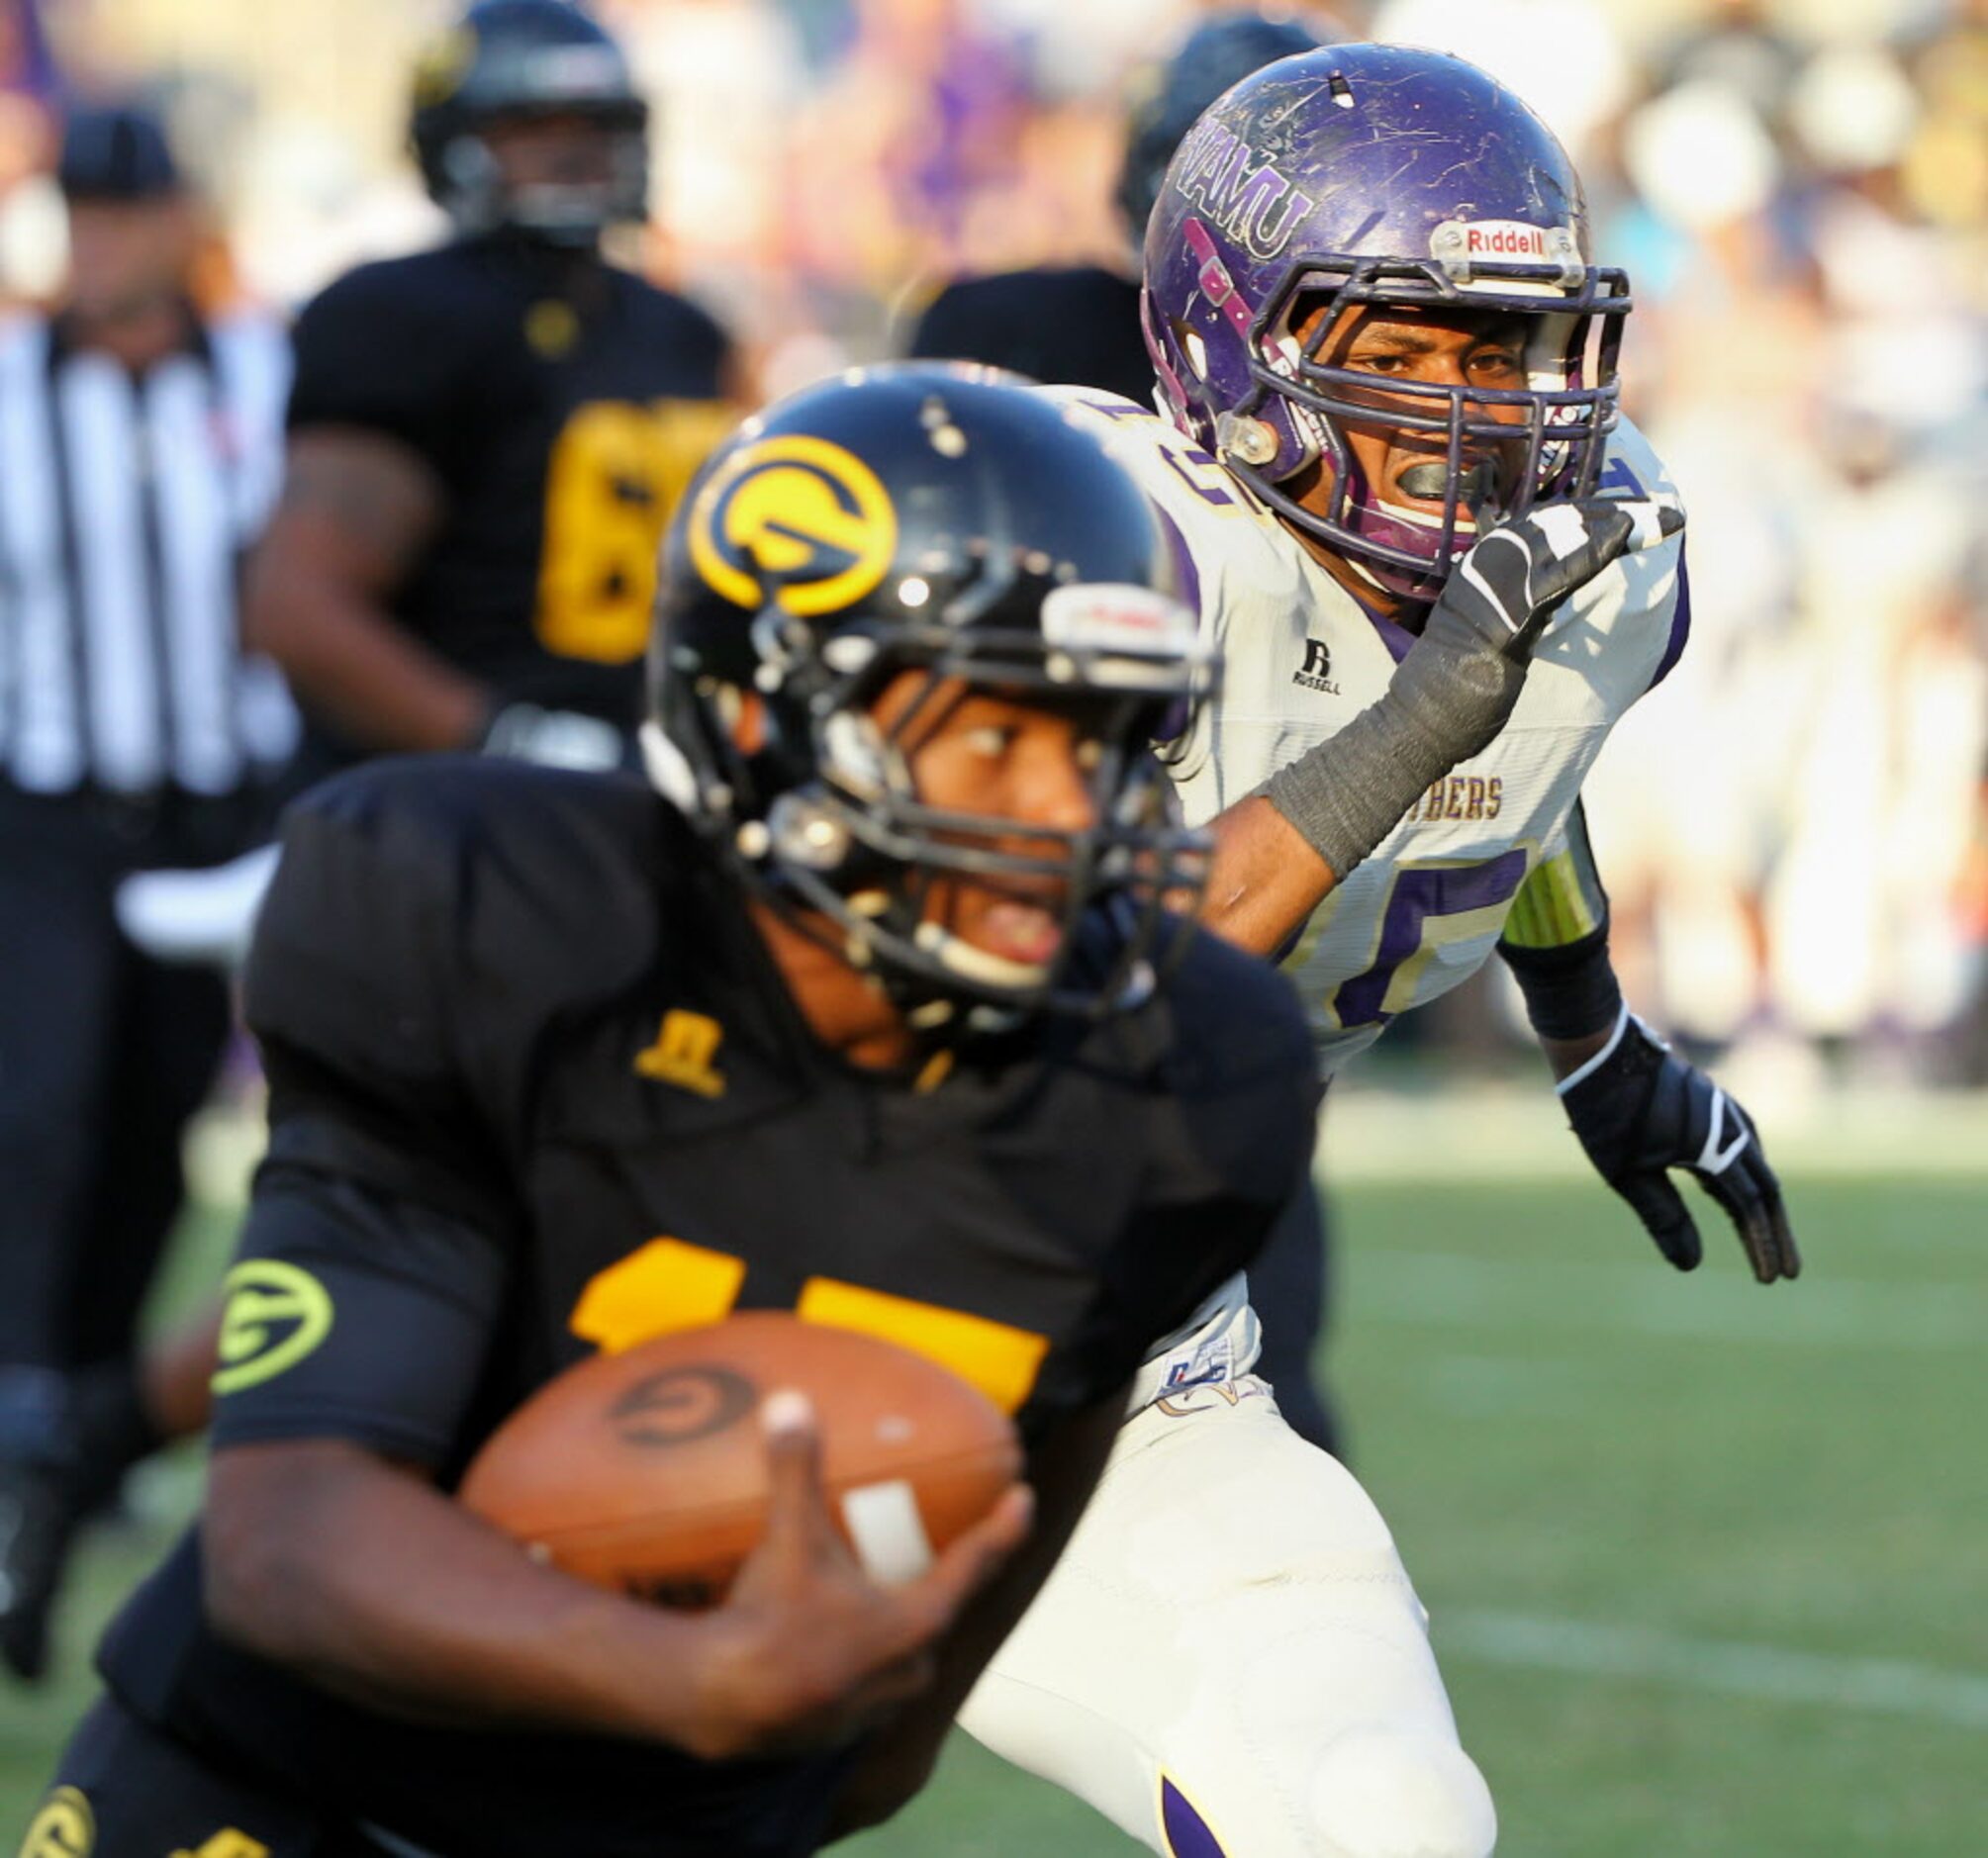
[973,898,1068,966]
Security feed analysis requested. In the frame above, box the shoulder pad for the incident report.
[248,763,672,1077]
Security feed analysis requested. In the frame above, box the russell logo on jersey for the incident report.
[1291,637,1340,696]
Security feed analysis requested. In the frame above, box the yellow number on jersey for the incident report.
[172,1834,272,1858]
[535,398,736,664]
[570,1239,1049,1414]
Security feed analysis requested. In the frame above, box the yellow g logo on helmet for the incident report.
[18,1787,93,1858]
[687,436,897,618]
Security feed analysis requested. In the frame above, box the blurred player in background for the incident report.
[908,9,1328,407]
[913,6,1347,1458]
[120,0,742,962]
[26,369,1322,1858]
[955,45,1801,1857]
[241,0,738,783]
[0,101,292,1684]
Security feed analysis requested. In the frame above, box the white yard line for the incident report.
[1353,1251,1985,1348]
[1441,1610,1988,1730]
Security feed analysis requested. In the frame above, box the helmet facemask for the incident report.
[437,103,648,246]
[1153,254,1630,600]
[1151,253,1629,604]
[646,591,1216,1029]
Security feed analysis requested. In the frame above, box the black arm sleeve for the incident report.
[1496,801,1624,1039]
[210,1165,507,1467]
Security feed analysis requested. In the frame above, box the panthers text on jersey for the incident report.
[91,758,1318,1858]
[1056,387,1686,1076]
[286,235,734,758]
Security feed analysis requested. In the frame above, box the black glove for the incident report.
[1560,1007,1800,1285]
[1423,497,1684,696]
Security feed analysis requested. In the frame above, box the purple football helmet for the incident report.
[1141,44,1630,601]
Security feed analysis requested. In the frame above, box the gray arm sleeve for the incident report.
[1262,634,1524,879]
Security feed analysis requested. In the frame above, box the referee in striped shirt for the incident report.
[0,102,293,1681]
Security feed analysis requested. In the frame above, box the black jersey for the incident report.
[287,235,733,745]
[96,759,1317,1858]
[908,265,1151,406]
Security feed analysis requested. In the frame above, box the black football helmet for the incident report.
[410,0,647,245]
[644,365,1216,1024]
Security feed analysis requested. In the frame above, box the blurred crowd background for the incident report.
[2,0,1983,1088]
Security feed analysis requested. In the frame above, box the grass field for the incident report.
[4,1151,1983,1855]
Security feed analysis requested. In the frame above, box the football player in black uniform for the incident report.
[907,6,1349,1457]
[25,371,1319,1857]
[243,0,739,778]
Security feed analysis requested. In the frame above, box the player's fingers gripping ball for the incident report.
[459,1314,1024,1607]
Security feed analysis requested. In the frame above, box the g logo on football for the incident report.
[688,436,897,617]
[610,1365,756,1447]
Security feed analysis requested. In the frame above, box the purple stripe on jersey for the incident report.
[1337,569,1416,662]
[1162,1777,1230,1857]
[1647,544,1691,693]
[1333,848,1530,1029]
[1364,598,1416,664]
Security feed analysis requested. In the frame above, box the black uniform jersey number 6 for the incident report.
[536,397,736,665]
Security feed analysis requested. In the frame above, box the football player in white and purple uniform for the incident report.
[953,44,1800,1858]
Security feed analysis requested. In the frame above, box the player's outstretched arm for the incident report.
[203,1395,1031,1764]
[1199,499,1682,959]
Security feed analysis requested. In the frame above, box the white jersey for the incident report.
[1053,387,1685,1077]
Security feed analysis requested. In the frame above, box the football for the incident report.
[458,1313,1023,1606]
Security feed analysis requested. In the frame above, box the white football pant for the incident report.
[960,1352,1496,1856]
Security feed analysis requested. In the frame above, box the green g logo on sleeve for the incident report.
[212,1260,335,1395]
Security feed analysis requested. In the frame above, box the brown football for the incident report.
[458,1313,1023,1607]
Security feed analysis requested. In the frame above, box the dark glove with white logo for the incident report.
[1560,1006,1801,1285]
[1267,498,1682,880]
